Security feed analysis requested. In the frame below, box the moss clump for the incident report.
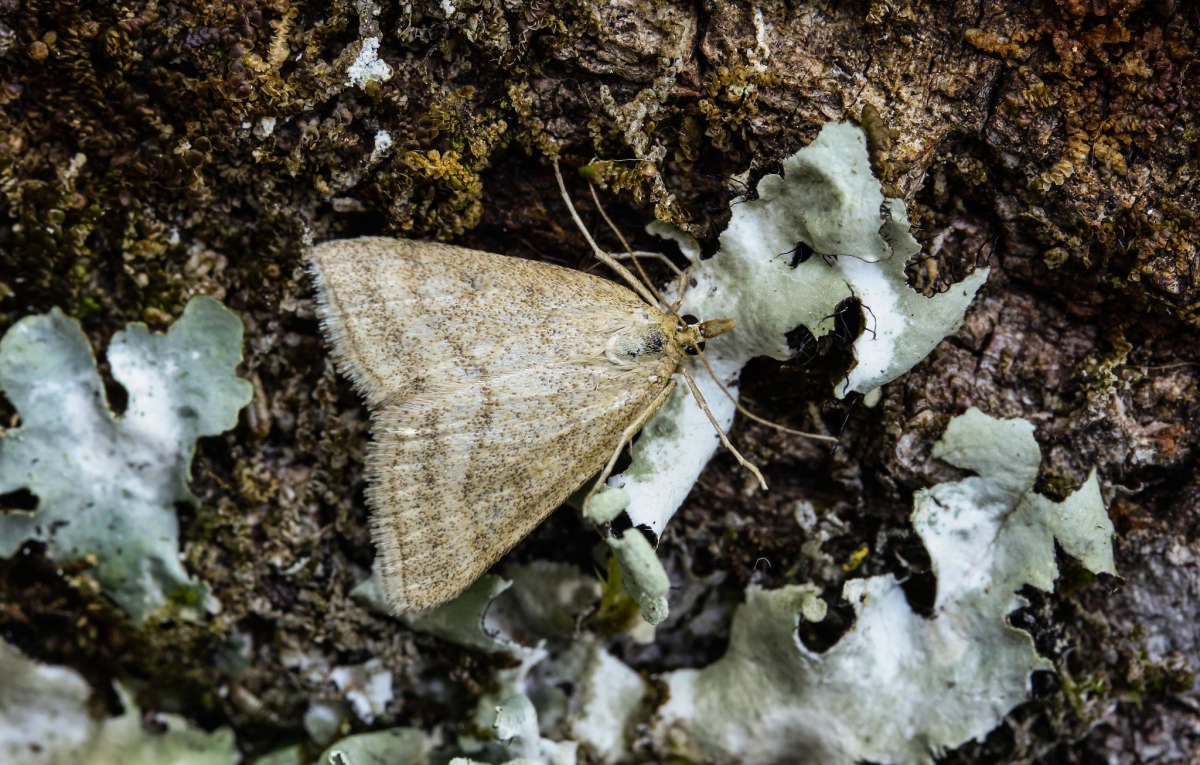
[376,149,485,237]
[586,553,642,637]
[965,3,1200,321]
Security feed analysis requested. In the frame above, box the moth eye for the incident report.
[685,341,705,356]
[680,313,700,328]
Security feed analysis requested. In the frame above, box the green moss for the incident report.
[586,554,642,637]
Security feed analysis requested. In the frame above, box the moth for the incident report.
[308,236,736,613]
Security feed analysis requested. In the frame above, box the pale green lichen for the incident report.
[469,647,578,765]
[295,409,1115,763]
[651,407,1116,764]
[348,561,644,765]
[317,728,428,765]
[606,529,670,625]
[0,296,252,624]
[558,640,649,764]
[399,574,515,654]
[303,700,350,747]
[354,569,581,763]
[0,639,236,765]
[597,122,989,623]
[249,745,303,765]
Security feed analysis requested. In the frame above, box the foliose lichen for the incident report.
[592,121,989,623]
[0,296,252,624]
[651,407,1115,764]
[0,638,236,765]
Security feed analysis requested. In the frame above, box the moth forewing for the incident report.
[308,237,688,612]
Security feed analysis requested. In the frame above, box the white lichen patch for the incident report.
[651,408,1116,764]
[329,659,394,724]
[561,642,649,764]
[598,122,989,622]
[370,129,393,161]
[279,645,397,730]
[357,568,576,760]
[472,646,578,765]
[326,406,1113,764]
[363,561,655,765]
[345,36,392,89]
[398,574,519,654]
[0,639,236,765]
[0,297,252,624]
[302,701,347,746]
[0,640,94,760]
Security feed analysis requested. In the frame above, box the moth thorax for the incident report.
[604,326,669,366]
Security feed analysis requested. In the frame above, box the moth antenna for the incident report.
[585,180,693,327]
[679,366,768,490]
[611,250,685,278]
[563,158,833,484]
[691,348,839,443]
[586,183,705,332]
[580,157,691,302]
[591,216,688,308]
[597,250,688,301]
[577,162,837,446]
[585,182,712,340]
[579,250,680,279]
[553,158,660,308]
[586,182,671,312]
[620,251,691,308]
[557,158,768,493]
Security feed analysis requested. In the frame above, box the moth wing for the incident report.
[368,358,673,612]
[307,236,679,612]
[307,236,657,408]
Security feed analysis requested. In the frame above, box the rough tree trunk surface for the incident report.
[1,0,1197,762]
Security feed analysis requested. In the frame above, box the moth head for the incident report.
[675,315,734,356]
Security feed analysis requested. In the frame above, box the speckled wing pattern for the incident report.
[308,237,678,612]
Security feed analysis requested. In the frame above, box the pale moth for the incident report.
[307,170,769,613]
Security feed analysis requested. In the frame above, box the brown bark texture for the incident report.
[0,0,1197,762]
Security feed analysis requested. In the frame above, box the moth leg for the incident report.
[582,379,677,518]
[679,367,768,490]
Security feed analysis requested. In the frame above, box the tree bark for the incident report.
[1,0,1197,761]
